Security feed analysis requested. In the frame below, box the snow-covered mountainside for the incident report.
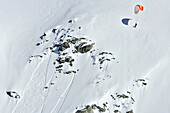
[1,0,170,113]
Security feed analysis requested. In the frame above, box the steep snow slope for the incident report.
[1,0,170,113]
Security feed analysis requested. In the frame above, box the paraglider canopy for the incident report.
[134,5,144,15]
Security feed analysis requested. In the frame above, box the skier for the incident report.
[133,23,137,28]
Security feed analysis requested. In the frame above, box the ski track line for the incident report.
[44,52,52,86]
[50,74,75,113]
[40,72,55,113]
[12,57,47,113]
[41,52,54,113]
[14,19,77,113]
[41,23,75,113]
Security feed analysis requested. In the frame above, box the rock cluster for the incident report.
[6,91,20,99]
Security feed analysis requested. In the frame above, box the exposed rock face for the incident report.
[127,109,133,113]
[75,42,87,52]
[6,91,20,99]
[29,21,117,113]
[76,105,94,113]
[26,18,150,113]
[117,94,129,99]
[76,104,106,113]
[58,41,70,51]
[79,44,94,54]
[71,37,78,44]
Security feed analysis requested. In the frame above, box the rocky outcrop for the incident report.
[6,91,20,99]
[76,104,106,113]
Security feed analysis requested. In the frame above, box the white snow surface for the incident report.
[1,0,170,113]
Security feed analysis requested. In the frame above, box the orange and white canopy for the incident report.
[134,5,144,15]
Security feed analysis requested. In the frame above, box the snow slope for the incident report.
[0,0,170,113]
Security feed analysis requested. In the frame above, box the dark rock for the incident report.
[73,50,78,54]
[64,70,76,74]
[99,57,105,62]
[70,59,75,66]
[75,42,87,51]
[131,97,135,102]
[68,20,73,23]
[29,59,31,63]
[65,57,71,62]
[112,58,115,60]
[6,91,20,99]
[64,71,72,74]
[44,87,48,89]
[36,43,41,46]
[43,33,46,37]
[72,71,76,73]
[99,52,108,55]
[66,39,71,43]
[96,105,106,112]
[67,28,71,32]
[71,37,79,44]
[56,65,63,69]
[127,109,133,113]
[143,82,147,85]
[53,62,56,65]
[52,29,57,33]
[53,43,59,48]
[39,33,46,40]
[137,79,145,82]
[114,104,120,107]
[111,95,115,100]
[38,55,43,58]
[62,53,67,55]
[61,28,66,31]
[114,110,119,113]
[56,69,62,73]
[117,94,129,99]
[60,35,64,39]
[79,37,86,40]
[45,39,48,42]
[103,103,107,107]
[70,63,73,66]
[56,58,65,64]
[127,91,131,94]
[92,104,96,109]
[100,60,105,64]
[78,44,94,54]
[75,110,82,113]
[109,53,113,55]
[58,41,70,51]
[15,95,20,99]
[76,105,94,113]
[106,59,111,61]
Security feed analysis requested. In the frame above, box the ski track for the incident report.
[40,72,55,113]
[40,52,54,113]
[44,51,52,86]
[12,59,45,113]
[38,19,77,113]
[50,74,76,113]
